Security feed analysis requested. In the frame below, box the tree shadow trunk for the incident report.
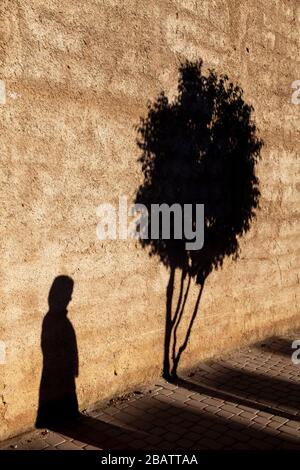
[163,267,205,380]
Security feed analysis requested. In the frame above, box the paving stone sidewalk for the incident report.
[2,330,300,450]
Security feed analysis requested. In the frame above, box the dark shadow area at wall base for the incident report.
[254,336,296,358]
[46,413,149,450]
[173,377,300,423]
[31,395,300,451]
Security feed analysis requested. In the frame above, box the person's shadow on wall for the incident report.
[36,275,79,428]
[35,276,146,448]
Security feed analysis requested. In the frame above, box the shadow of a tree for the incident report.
[135,60,263,379]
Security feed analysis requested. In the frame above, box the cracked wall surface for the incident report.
[0,0,299,440]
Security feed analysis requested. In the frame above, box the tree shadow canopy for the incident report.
[135,60,263,379]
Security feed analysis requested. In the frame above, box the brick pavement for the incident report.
[2,331,300,450]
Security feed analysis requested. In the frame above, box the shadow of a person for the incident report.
[36,275,79,428]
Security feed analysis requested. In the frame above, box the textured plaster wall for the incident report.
[0,0,299,440]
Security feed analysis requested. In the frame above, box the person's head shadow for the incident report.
[47,275,74,316]
[36,275,79,428]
